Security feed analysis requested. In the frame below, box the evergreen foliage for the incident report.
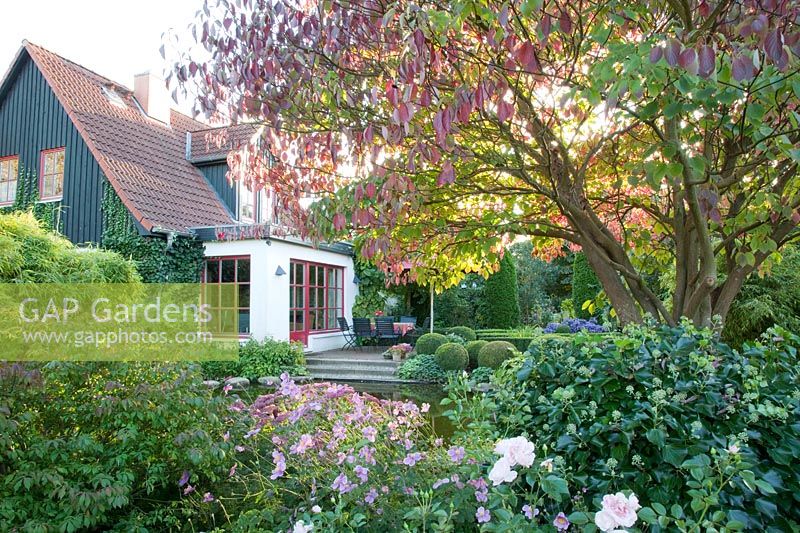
[571,252,601,319]
[1,166,62,231]
[723,246,800,347]
[414,333,449,355]
[509,241,572,324]
[447,326,476,342]
[351,260,388,317]
[477,340,518,369]
[465,340,488,369]
[434,342,469,371]
[481,253,521,329]
[100,181,204,282]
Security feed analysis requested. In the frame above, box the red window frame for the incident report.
[39,147,65,201]
[201,255,251,337]
[0,155,19,206]
[289,260,344,341]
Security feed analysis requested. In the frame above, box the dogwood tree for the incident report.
[168,0,800,325]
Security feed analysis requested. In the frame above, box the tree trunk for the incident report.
[580,239,643,325]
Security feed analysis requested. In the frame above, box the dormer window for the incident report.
[238,179,256,223]
[101,86,127,108]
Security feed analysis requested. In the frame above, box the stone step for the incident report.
[310,372,418,383]
[307,364,398,378]
[305,358,399,369]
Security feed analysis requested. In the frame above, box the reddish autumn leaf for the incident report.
[678,48,698,75]
[515,41,537,71]
[649,46,663,64]
[437,160,455,186]
[665,38,682,67]
[764,28,784,63]
[559,12,572,34]
[732,53,755,81]
[365,182,377,199]
[497,100,514,122]
[697,45,715,77]
[332,212,347,231]
[538,14,551,43]
[751,14,768,35]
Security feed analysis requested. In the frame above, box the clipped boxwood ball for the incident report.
[447,326,477,342]
[434,343,469,371]
[478,340,518,369]
[465,340,489,369]
[415,332,449,355]
[555,324,572,334]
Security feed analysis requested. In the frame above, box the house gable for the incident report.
[0,52,105,244]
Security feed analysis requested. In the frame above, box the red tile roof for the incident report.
[189,122,259,163]
[170,109,208,134]
[22,41,233,233]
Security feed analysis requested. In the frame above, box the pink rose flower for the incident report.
[594,492,641,531]
[488,456,518,486]
[494,436,536,467]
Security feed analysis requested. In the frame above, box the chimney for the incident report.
[133,71,170,124]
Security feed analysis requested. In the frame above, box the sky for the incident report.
[0,0,201,89]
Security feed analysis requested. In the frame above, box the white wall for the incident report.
[203,238,357,352]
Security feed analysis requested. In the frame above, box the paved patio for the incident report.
[307,347,387,361]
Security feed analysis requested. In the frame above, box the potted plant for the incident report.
[386,343,413,362]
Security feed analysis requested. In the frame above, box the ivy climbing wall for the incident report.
[0,167,62,231]
[100,180,206,283]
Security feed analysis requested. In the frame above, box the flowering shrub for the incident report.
[543,317,607,333]
[0,362,236,530]
[183,375,654,531]
[455,322,800,530]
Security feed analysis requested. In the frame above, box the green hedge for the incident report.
[474,335,533,352]
[446,326,477,341]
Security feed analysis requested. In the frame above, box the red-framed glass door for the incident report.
[289,260,344,346]
[289,261,307,345]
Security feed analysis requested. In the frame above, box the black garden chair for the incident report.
[352,317,375,350]
[374,316,400,346]
[337,317,357,350]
